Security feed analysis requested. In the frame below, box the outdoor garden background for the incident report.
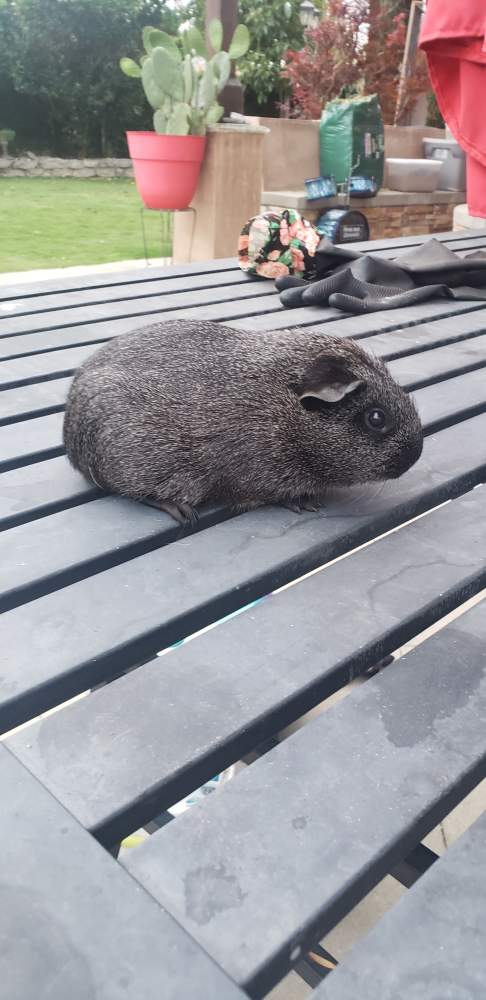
[0,0,440,272]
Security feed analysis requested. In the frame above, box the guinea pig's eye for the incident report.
[363,407,390,434]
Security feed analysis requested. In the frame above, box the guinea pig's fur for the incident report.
[63,319,423,520]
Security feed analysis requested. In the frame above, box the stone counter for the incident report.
[261,188,466,240]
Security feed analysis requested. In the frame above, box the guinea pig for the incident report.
[63,319,423,523]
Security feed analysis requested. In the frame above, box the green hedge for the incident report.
[0,0,179,157]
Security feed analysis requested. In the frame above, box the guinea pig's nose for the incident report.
[389,435,424,478]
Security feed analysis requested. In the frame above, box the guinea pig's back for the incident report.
[63,320,323,487]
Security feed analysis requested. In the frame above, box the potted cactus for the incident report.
[120,20,250,210]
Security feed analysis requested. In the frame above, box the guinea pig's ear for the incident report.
[298,356,364,404]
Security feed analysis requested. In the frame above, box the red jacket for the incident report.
[420,0,486,218]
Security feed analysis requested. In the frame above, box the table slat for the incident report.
[3,360,485,474]
[0,412,64,471]
[123,599,486,996]
[0,456,100,532]
[0,268,253,318]
[3,297,485,368]
[0,377,71,425]
[0,495,228,613]
[0,280,279,339]
[2,468,486,739]
[7,471,486,842]
[0,345,96,388]
[3,233,486,1000]
[4,314,486,425]
[0,745,243,1000]
[235,297,486,333]
[2,231,485,303]
[416,366,486,432]
[0,257,239,300]
[387,331,486,389]
[357,311,486,361]
[316,810,486,1000]
[347,229,486,251]
[1,398,484,596]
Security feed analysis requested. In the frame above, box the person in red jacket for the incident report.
[420,0,486,219]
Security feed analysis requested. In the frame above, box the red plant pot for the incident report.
[126,131,206,211]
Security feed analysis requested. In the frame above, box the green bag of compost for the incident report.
[320,95,384,189]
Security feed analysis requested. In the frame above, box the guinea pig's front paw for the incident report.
[280,497,322,514]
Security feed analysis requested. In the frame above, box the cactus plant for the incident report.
[0,129,15,157]
[120,20,249,136]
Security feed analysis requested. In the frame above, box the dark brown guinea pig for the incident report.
[63,320,423,522]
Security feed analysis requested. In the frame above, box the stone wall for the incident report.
[366,202,455,240]
[0,153,133,179]
[262,187,463,241]
[301,201,456,240]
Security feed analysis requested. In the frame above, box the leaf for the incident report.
[188,109,205,136]
[199,65,215,110]
[120,57,142,79]
[208,18,223,53]
[183,53,193,103]
[183,26,207,58]
[152,46,184,101]
[141,58,165,109]
[148,29,181,62]
[205,102,224,125]
[153,109,168,134]
[167,103,190,135]
[211,51,230,92]
[162,95,173,115]
[142,25,156,54]
[228,24,250,60]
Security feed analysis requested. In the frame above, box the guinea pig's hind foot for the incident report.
[142,496,199,526]
[301,498,322,513]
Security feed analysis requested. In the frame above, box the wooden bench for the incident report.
[1,229,485,998]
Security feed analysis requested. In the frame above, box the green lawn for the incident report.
[0,177,172,272]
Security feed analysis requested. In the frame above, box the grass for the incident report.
[0,177,172,272]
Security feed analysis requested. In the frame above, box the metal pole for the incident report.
[394,0,424,125]
[205,0,244,115]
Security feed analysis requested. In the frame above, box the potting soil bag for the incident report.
[320,95,385,189]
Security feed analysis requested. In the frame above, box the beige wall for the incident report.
[255,117,320,190]
[384,124,445,159]
[247,117,445,192]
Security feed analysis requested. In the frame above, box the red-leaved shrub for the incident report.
[282,0,430,124]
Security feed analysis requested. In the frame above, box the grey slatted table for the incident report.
[314,808,486,1000]
[1,229,486,999]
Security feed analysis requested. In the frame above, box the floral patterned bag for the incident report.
[238,209,320,280]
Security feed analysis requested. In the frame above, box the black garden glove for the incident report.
[277,237,486,314]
